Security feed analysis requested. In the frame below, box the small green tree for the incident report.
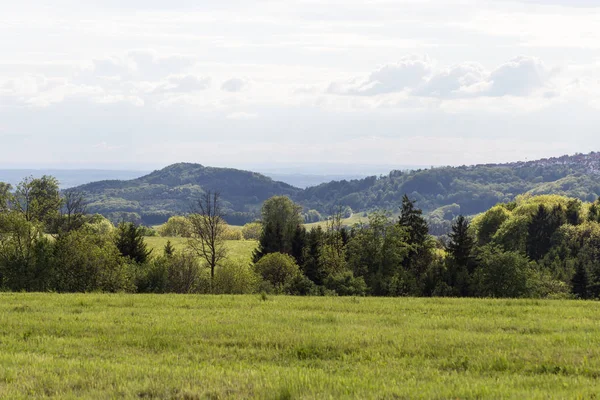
[253,196,303,262]
[254,252,300,291]
[115,222,152,264]
[241,222,262,240]
[164,240,175,257]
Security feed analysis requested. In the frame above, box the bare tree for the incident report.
[187,191,227,287]
[60,190,87,233]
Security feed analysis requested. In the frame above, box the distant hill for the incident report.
[75,163,301,225]
[65,152,600,227]
[261,173,368,189]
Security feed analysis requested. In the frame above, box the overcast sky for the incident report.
[1,0,600,170]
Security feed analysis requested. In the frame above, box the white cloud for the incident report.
[328,56,431,96]
[151,74,211,94]
[415,56,551,98]
[221,78,248,92]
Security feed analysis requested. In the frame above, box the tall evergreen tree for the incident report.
[115,222,152,264]
[302,226,325,285]
[291,224,307,266]
[526,205,550,261]
[399,195,429,246]
[398,195,431,278]
[446,215,475,273]
[572,262,589,299]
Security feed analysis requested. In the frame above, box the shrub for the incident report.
[284,274,318,295]
[158,216,193,237]
[221,227,243,241]
[241,222,262,240]
[165,251,202,293]
[53,227,135,293]
[254,252,300,290]
[213,260,260,294]
[324,271,367,296]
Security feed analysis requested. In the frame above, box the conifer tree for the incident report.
[572,262,589,299]
[398,195,431,277]
[115,222,152,264]
[164,240,175,257]
[446,215,475,273]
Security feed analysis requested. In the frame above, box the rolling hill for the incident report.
[67,152,600,226]
[75,163,301,225]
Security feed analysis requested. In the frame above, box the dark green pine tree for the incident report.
[163,240,175,257]
[572,262,589,299]
[115,222,153,264]
[526,205,550,261]
[252,221,284,263]
[291,225,307,266]
[302,226,325,285]
[446,215,475,273]
[398,195,430,277]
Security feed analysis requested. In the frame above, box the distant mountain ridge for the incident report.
[65,152,600,226]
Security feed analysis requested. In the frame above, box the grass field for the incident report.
[1,295,600,399]
[145,237,257,263]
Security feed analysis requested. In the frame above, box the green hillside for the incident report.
[77,163,301,225]
[72,153,600,226]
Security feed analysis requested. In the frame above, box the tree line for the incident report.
[0,175,599,298]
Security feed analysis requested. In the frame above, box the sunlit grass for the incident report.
[1,295,599,399]
[145,237,257,263]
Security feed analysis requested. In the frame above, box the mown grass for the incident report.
[145,237,257,263]
[1,295,600,399]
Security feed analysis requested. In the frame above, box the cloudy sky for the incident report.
[1,0,600,171]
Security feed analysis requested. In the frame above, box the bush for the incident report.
[213,260,260,294]
[53,227,135,293]
[165,252,202,293]
[158,216,192,237]
[254,252,300,290]
[284,274,318,295]
[324,271,367,296]
[221,227,244,241]
[241,222,262,240]
[471,246,531,298]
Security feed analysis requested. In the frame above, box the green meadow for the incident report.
[145,237,257,264]
[1,294,599,399]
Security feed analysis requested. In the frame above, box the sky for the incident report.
[1,0,600,171]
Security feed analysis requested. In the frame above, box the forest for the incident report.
[73,152,600,228]
[1,173,599,299]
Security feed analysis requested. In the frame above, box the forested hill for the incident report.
[300,152,600,215]
[75,163,301,225]
[72,152,600,226]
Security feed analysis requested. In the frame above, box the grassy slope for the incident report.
[145,237,257,263]
[1,295,600,399]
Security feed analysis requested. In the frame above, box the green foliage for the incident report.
[213,260,260,294]
[346,212,412,296]
[471,246,531,298]
[53,227,135,293]
[241,222,262,240]
[158,216,193,237]
[253,196,303,262]
[0,212,53,291]
[324,271,367,296]
[254,252,301,291]
[115,222,153,264]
